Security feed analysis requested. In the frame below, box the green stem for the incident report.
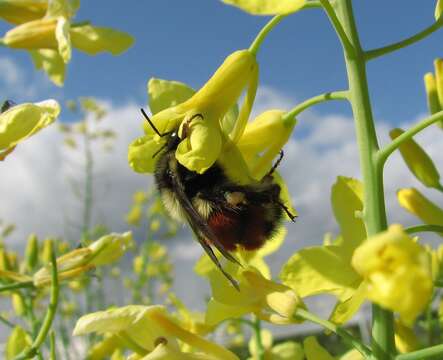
[303,0,322,9]
[0,314,16,328]
[376,110,443,167]
[405,224,443,235]
[334,0,394,358]
[49,331,56,360]
[319,0,355,56]
[396,344,443,360]
[366,18,443,61]
[0,281,34,292]
[295,308,372,358]
[253,317,265,360]
[282,90,349,121]
[15,243,59,360]
[249,15,286,56]
[82,129,93,242]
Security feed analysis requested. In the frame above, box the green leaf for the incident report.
[147,78,195,115]
[331,176,366,256]
[70,25,134,56]
[280,245,361,301]
[221,0,306,15]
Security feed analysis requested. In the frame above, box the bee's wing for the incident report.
[169,170,240,289]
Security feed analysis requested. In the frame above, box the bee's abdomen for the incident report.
[207,202,283,251]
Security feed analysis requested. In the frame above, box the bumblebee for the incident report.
[142,109,295,288]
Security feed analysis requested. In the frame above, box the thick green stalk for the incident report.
[331,0,394,358]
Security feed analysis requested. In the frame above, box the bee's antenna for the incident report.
[267,150,284,176]
[278,201,297,222]
[140,108,172,138]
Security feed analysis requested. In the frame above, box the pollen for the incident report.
[225,191,246,206]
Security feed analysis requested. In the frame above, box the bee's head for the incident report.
[165,130,181,152]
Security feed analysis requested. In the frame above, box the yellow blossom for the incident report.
[6,326,32,360]
[352,225,433,324]
[398,188,443,230]
[247,329,304,360]
[389,128,442,189]
[0,99,60,159]
[0,0,47,24]
[395,320,420,354]
[221,0,306,16]
[73,305,239,360]
[128,49,258,174]
[204,266,305,326]
[1,0,133,85]
[33,231,133,286]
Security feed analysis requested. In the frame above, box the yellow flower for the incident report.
[6,326,32,360]
[204,266,305,326]
[389,128,442,190]
[128,49,258,174]
[352,224,433,324]
[394,320,419,354]
[33,232,133,286]
[0,0,47,25]
[221,0,306,16]
[73,305,239,360]
[2,0,133,85]
[398,188,443,230]
[0,99,60,160]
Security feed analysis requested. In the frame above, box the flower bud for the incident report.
[24,233,39,272]
[0,1,47,25]
[389,128,442,189]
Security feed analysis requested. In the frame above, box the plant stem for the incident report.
[15,243,59,360]
[366,18,443,61]
[295,308,372,358]
[376,110,443,167]
[0,314,16,328]
[332,0,394,358]
[282,90,349,121]
[319,0,355,56]
[82,128,93,242]
[396,344,443,360]
[404,224,443,235]
[0,281,34,292]
[249,15,286,56]
[253,317,265,360]
[49,331,56,360]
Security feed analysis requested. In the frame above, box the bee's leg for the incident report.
[197,236,240,290]
[278,200,297,222]
[181,113,203,138]
[267,150,284,177]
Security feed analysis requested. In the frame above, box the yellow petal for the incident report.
[55,16,71,63]
[395,320,419,354]
[352,225,433,324]
[221,0,306,15]
[398,188,443,228]
[436,0,443,20]
[175,115,222,173]
[331,176,366,255]
[6,326,32,360]
[0,100,60,150]
[140,342,216,360]
[148,78,195,115]
[128,135,162,173]
[271,341,304,360]
[389,128,442,189]
[280,245,360,300]
[3,18,58,49]
[0,0,47,25]
[178,50,257,119]
[303,336,334,360]
[30,49,66,86]
[424,73,442,115]
[70,24,134,55]
[329,282,367,325]
[88,231,133,266]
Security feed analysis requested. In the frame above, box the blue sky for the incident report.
[0,1,442,123]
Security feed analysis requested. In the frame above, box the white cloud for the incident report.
[1,85,443,316]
